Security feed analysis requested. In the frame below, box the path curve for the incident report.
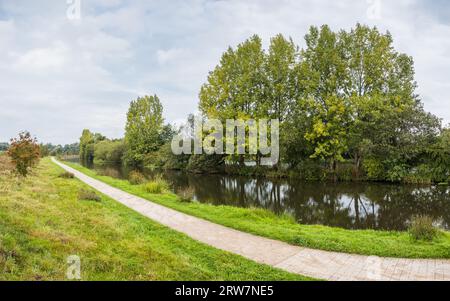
[52,158,450,281]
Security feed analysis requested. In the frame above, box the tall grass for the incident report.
[144,176,170,194]
[409,215,439,241]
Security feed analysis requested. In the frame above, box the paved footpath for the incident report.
[53,158,450,281]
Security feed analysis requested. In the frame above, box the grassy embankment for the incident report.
[0,156,311,280]
[65,161,450,259]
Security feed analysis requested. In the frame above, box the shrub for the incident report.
[386,164,409,183]
[59,172,75,179]
[78,189,101,202]
[187,154,225,174]
[408,215,439,242]
[362,158,385,181]
[293,159,327,181]
[403,164,433,184]
[177,187,195,202]
[128,170,146,185]
[7,132,40,177]
[336,163,354,181]
[93,139,125,165]
[144,176,170,194]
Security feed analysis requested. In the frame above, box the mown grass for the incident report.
[0,157,311,280]
[64,161,450,259]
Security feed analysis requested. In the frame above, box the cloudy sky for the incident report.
[0,0,449,144]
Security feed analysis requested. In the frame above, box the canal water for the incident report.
[69,159,450,231]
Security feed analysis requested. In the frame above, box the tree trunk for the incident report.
[331,159,338,182]
[239,154,245,167]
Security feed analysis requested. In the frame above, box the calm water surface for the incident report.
[71,159,450,231]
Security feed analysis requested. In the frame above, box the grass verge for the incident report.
[0,157,311,280]
[64,160,450,259]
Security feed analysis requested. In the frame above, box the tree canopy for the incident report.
[124,95,166,166]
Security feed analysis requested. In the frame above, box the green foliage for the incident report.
[428,128,450,183]
[292,159,327,181]
[144,176,170,194]
[386,163,409,183]
[77,189,101,202]
[128,170,146,185]
[335,163,354,182]
[79,129,105,164]
[408,215,439,242]
[362,158,385,181]
[93,139,125,165]
[187,154,225,174]
[403,164,433,184]
[70,23,446,183]
[124,95,166,166]
[7,132,41,177]
[304,96,352,165]
[198,24,442,179]
[40,143,79,158]
[144,142,190,170]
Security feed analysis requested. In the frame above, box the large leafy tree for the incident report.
[198,24,442,181]
[299,25,350,172]
[428,128,450,182]
[199,35,266,165]
[79,129,105,163]
[265,35,300,165]
[298,24,440,178]
[200,35,266,121]
[124,95,164,166]
[79,129,94,162]
[341,24,440,174]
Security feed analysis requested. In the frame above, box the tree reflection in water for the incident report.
[86,161,450,231]
[167,172,450,231]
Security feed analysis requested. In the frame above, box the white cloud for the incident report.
[13,41,68,73]
[156,48,186,65]
[0,0,449,144]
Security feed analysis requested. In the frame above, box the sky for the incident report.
[0,0,449,145]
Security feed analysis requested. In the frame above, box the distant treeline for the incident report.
[79,24,450,184]
[40,143,80,157]
[1,141,79,157]
[0,142,9,151]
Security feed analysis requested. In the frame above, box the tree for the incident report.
[200,35,266,121]
[428,128,450,182]
[93,139,125,165]
[299,25,349,175]
[304,95,353,175]
[79,129,94,163]
[199,35,278,166]
[297,24,441,179]
[265,35,300,166]
[341,24,424,173]
[79,130,106,164]
[7,132,41,177]
[197,24,442,180]
[124,95,165,166]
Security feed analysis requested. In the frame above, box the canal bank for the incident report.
[53,158,450,280]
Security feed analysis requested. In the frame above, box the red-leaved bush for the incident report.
[7,132,41,177]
